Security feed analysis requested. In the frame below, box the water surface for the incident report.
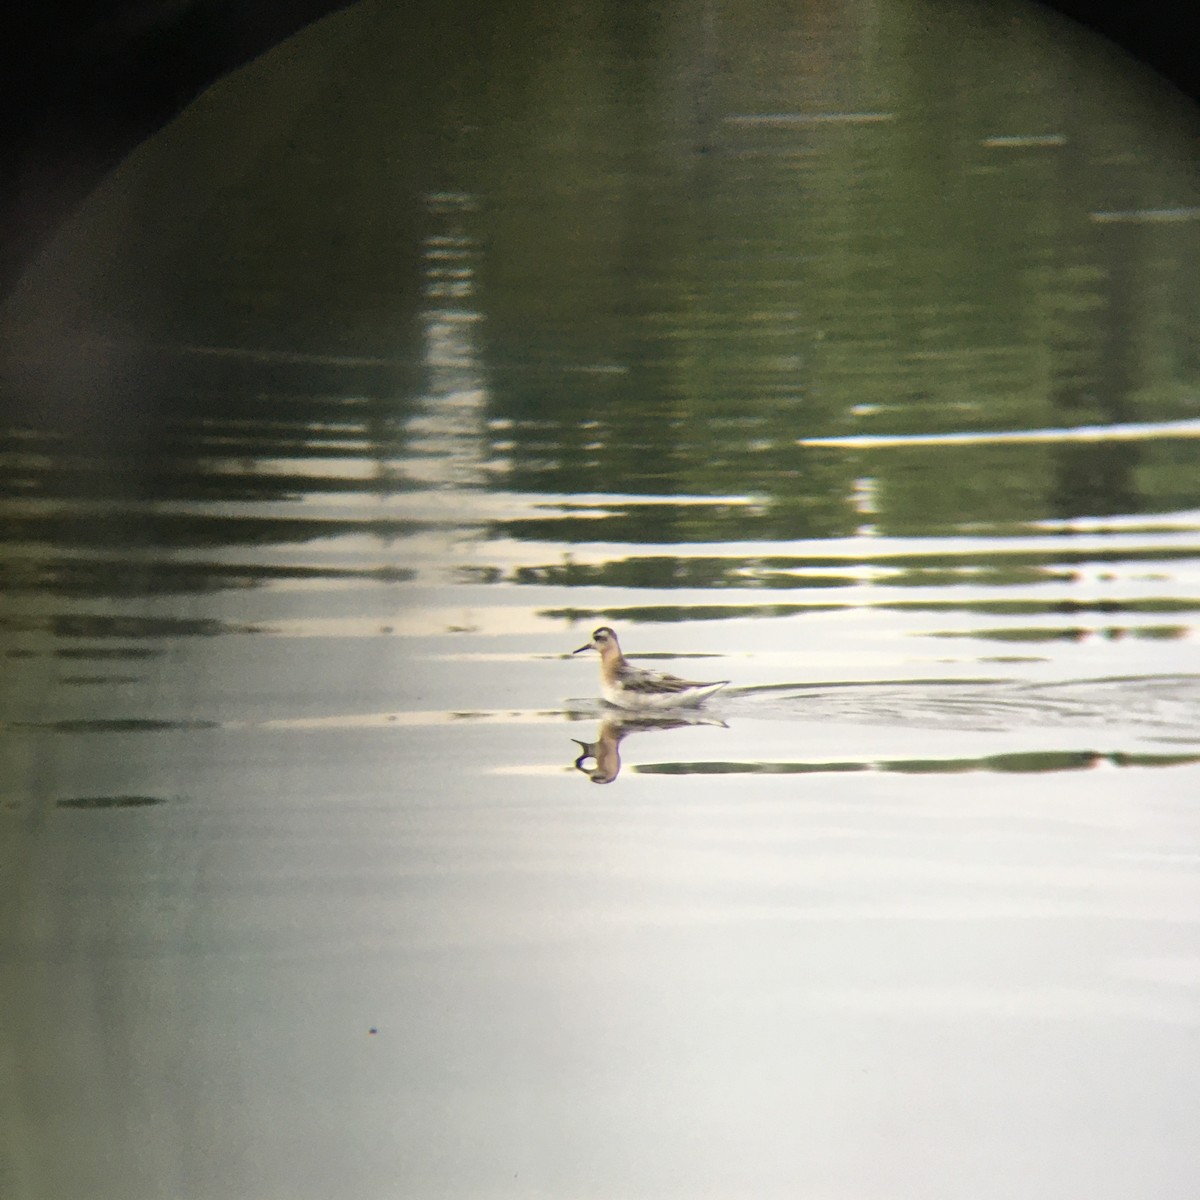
[3,1,1200,1197]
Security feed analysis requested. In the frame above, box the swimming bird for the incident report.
[572,626,729,710]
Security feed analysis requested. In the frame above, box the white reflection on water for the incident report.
[402,194,495,490]
[800,417,1200,448]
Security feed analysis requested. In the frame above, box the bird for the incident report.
[572,626,729,710]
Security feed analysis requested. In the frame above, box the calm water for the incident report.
[3,0,1200,1197]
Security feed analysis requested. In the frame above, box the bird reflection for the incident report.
[571,712,726,784]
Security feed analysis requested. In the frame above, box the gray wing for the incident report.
[617,665,727,694]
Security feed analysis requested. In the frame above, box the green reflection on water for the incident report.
[638,748,1200,776]
[0,0,1197,647]
[2,0,1197,531]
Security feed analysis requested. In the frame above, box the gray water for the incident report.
[3,1,1200,1197]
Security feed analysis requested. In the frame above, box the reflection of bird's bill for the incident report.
[571,738,601,771]
[572,733,621,784]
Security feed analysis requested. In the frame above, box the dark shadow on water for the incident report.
[1,613,262,639]
[56,795,169,810]
[53,646,163,660]
[0,556,416,599]
[17,717,220,733]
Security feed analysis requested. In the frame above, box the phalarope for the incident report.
[573,626,729,710]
